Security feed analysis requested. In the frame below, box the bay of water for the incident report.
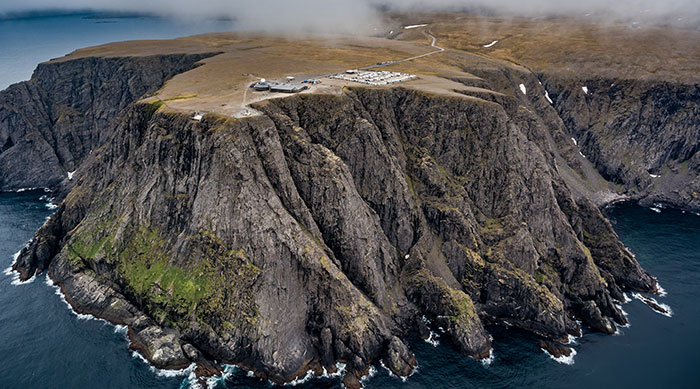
[1,13,699,389]
[0,12,233,90]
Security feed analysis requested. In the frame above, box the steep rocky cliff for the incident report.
[12,72,662,384]
[542,76,700,210]
[0,53,215,191]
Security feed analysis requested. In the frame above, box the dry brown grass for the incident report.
[49,13,699,117]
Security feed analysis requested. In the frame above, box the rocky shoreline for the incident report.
[3,43,695,386]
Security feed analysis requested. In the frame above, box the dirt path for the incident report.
[366,28,445,69]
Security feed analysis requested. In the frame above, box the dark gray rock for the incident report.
[7,50,687,382]
[0,53,216,191]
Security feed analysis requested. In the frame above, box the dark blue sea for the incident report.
[1,13,700,389]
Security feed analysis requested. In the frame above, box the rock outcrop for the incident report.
[6,45,684,385]
[542,76,700,210]
[0,53,215,191]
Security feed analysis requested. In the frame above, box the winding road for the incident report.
[365,28,445,70]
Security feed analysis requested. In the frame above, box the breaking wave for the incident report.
[131,351,196,378]
[542,347,577,365]
[631,293,673,318]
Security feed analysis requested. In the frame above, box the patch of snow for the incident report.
[579,151,586,158]
[582,86,589,94]
[544,90,553,104]
[67,170,76,180]
[519,83,527,95]
[404,24,428,29]
[571,137,578,146]
[483,40,499,48]
[649,173,660,178]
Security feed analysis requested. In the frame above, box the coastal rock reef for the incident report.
[5,48,692,385]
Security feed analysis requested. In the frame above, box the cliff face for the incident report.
[13,80,659,383]
[4,30,694,384]
[542,77,700,209]
[0,53,215,191]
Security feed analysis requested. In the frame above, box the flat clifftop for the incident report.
[53,32,470,118]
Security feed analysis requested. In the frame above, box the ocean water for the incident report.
[2,191,699,388]
[0,12,234,90]
[2,13,700,389]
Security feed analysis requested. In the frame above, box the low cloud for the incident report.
[1,1,698,33]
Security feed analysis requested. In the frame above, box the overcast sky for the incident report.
[1,1,697,33]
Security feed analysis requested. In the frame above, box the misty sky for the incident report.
[1,1,697,33]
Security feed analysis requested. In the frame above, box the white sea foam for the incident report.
[131,351,196,377]
[483,40,499,48]
[360,365,378,383]
[631,292,673,318]
[425,330,440,347]
[481,347,495,367]
[194,364,237,389]
[379,360,410,382]
[622,292,632,303]
[114,324,128,334]
[5,249,36,286]
[650,207,661,213]
[617,304,630,321]
[542,347,577,365]
[45,275,113,323]
[545,90,553,104]
[567,334,579,345]
[322,362,346,379]
[10,273,35,285]
[519,83,527,95]
[45,202,58,210]
[284,369,315,386]
[656,281,668,297]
